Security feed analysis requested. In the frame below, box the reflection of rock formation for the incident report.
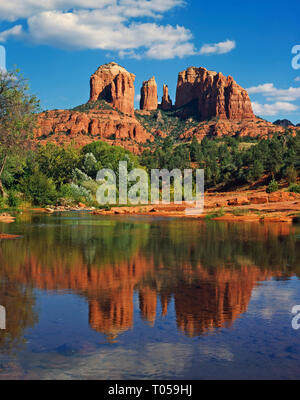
[139,288,157,325]
[0,220,297,343]
[0,281,37,351]
[0,252,285,340]
[174,266,278,337]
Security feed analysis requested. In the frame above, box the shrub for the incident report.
[0,196,6,209]
[20,171,57,206]
[284,166,298,184]
[266,178,279,193]
[288,183,300,193]
[59,183,92,205]
[8,191,21,208]
[205,208,225,220]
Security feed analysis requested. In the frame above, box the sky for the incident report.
[0,0,299,123]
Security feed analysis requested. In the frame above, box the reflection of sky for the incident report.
[1,277,299,380]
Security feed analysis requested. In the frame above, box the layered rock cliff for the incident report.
[90,62,135,116]
[175,66,254,120]
[140,76,158,111]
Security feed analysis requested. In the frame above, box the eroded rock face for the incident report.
[175,66,254,120]
[90,62,135,115]
[140,76,158,111]
[161,84,172,110]
[36,108,154,153]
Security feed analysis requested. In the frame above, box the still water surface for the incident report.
[0,212,300,379]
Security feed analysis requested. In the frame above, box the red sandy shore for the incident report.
[92,190,300,223]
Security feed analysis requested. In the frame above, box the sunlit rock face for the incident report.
[140,77,158,111]
[161,84,172,111]
[90,62,136,116]
[175,66,254,120]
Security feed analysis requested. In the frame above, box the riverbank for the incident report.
[1,189,299,224]
[91,190,300,223]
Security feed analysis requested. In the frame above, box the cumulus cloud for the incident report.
[247,83,300,102]
[199,39,236,55]
[0,25,23,42]
[0,0,233,60]
[252,101,298,116]
[0,0,186,21]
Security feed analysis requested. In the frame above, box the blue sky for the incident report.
[0,0,299,123]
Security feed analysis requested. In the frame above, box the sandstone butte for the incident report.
[35,62,298,153]
[140,76,158,111]
[89,62,135,116]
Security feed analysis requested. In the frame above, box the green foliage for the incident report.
[284,165,298,184]
[72,100,115,113]
[266,178,279,193]
[59,183,92,205]
[34,143,81,187]
[82,141,139,174]
[8,191,21,208]
[288,183,300,193]
[0,196,6,209]
[20,170,57,206]
[205,208,225,220]
[0,69,40,196]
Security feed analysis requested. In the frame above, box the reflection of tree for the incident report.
[0,213,299,345]
[0,280,37,352]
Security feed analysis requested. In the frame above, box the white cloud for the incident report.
[0,0,232,60]
[0,25,23,42]
[0,0,185,21]
[247,83,300,102]
[252,101,298,116]
[199,39,236,55]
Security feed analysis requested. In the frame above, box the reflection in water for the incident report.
[0,214,299,348]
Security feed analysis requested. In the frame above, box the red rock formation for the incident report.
[90,62,135,115]
[140,76,158,111]
[35,63,299,152]
[175,66,254,120]
[161,84,172,110]
[36,108,154,152]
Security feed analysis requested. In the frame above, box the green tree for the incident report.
[35,143,81,187]
[20,169,57,206]
[0,70,39,197]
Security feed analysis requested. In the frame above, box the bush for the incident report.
[288,183,300,193]
[59,183,93,205]
[0,196,6,209]
[205,208,225,220]
[20,170,57,206]
[284,166,298,184]
[8,191,21,208]
[266,178,279,193]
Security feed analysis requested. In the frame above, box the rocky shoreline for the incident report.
[91,190,300,223]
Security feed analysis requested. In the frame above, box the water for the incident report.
[0,212,300,379]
